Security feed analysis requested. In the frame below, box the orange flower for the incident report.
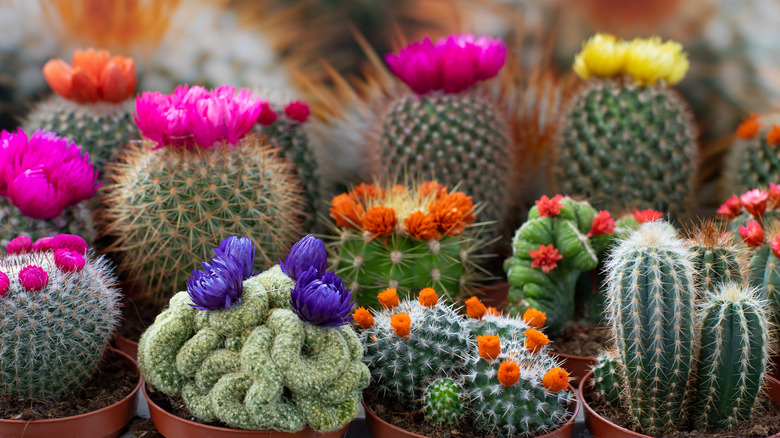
[736,114,761,139]
[353,307,374,329]
[524,328,549,353]
[768,125,780,145]
[632,209,663,224]
[362,206,397,236]
[429,192,477,236]
[378,288,400,309]
[350,183,385,203]
[522,308,547,328]
[418,287,438,307]
[391,313,411,337]
[391,185,407,196]
[419,181,447,199]
[542,367,570,392]
[404,210,438,240]
[43,48,137,103]
[477,335,501,360]
[465,296,487,319]
[497,360,520,387]
[330,194,364,229]
[486,306,500,316]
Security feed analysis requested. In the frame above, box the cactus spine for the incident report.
[421,377,466,427]
[688,221,744,295]
[592,349,622,406]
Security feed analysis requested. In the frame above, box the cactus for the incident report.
[687,221,744,295]
[747,239,780,328]
[555,34,697,216]
[0,234,120,399]
[693,282,771,431]
[604,221,696,434]
[421,377,466,427]
[592,350,622,406]
[0,200,95,250]
[724,113,780,195]
[138,235,369,432]
[327,181,489,309]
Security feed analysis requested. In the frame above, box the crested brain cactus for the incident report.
[327,181,489,308]
[0,234,120,399]
[555,34,697,216]
[725,113,780,195]
[421,377,466,427]
[102,85,306,308]
[23,48,139,171]
[138,235,369,432]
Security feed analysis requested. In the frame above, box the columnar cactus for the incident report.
[591,349,622,406]
[23,49,139,170]
[138,235,369,432]
[102,85,306,308]
[421,377,466,427]
[725,113,780,195]
[0,234,120,399]
[328,181,489,308]
[693,283,771,431]
[748,235,780,328]
[687,221,744,295]
[555,34,697,215]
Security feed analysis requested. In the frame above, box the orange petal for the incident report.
[99,62,127,103]
[72,48,110,83]
[110,56,137,97]
[70,67,100,103]
[42,59,74,99]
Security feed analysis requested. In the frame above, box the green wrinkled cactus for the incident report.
[421,377,466,427]
[592,350,621,406]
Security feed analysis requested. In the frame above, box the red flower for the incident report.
[529,244,563,274]
[740,189,768,217]
[736,114,760,139]
[768,125,780,145]
[284,100,310,123]
[257,102,278,126]
[769,183,780,208]
[716,195,742,219]
[632,209,663,223]
[738,220,764,247]
[771,234,780,259]
[588,211,615,237]
[535,195,564,217]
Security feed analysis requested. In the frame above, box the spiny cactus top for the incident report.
[0,128,99,220]
[725,113,780,194]
[385,34,506,94]
[43,48,136,103]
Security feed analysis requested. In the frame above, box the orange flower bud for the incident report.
[465,296,487,319]
[404,210,438,240]
[378,288,400,309]
[497,360,520,387]
[362,206,397,237]
[477,335,501,360]
[736,114,761,139]
[522,308,547,328]
[542,367,570,392]
[43,59,74,99]
[391,313,411,337]
[524,328,549,353]
[330,193,364,229]
[418,287,438,307]
[485,306,500,316]
[353,307,374,329]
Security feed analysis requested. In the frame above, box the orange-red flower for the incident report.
[716,195,742,219]
[465,296,487,319]
[378,288,400,309]
[522,308,547,328]
[43,48,137,103]
[404,210,438,240]
[350,183,385,203]
[477,335,501,360]
[419,181,447,199]
[736,114,761,139]
[740,189,768,217]
[353,307,375,329]
[391,313,411,337]
[542,367,570,392]
[486,306,500,316]
[535,195,564,217]
[529,244,563,274]
[588,210,615,237]
[768,125,780,145]
[632,209,663,223]
[524,328,549,353]
[770,183,780,209]
[738,220,764,247]
[497,361,520,387]
[429,192,477,236]
[418,287,438,307]
[363,206,397,237]
[330,194,364,229]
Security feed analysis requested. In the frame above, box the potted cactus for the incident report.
[138,234,368,437]
[724,113,780,195]
[580,221,780,437]
[354,289,578,438]
[0,233,139,438]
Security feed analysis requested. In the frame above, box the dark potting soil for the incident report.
[0,349,138,420]
[117,296,160,342]
[585,383,780,437]
[551,322,611,358]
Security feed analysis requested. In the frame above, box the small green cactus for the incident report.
[688,221,744,295]
[421,377,466,427]
[724,113,780,195]
[592,350,622,406]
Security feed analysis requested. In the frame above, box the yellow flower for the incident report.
[572,33,629,80]
[624,37,688,85]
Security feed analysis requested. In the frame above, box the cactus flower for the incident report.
[50,234,89,255]
[19,265,49,292]
[428,192,476,236]
[717,195,743,218]
[529,244,563,274]
[283,101,310,123]
[32,237,56,252]
[42,48,137,103]
[257,102,278,126]
[542,367,570,392]
[362,206,398,237]
[390,312,411,337]
[465,296,487,319]
[736,114,761,139]
[738,220,764,247]
[768,125,780,146]
[524,328,549,353]
[378,288,400,309]
[350,183,385,203]
[535,195,564,217]
[632,209,664,224]
[280,234,327,281]
[497,361,520,387]
[353,306,375,329]
[625,37,689,86]
[54,249,86,273]
[187,249,245,311]
[0,271,8,296]
[740,189,768,217]
[329,194,364,230]
[573,33,630,80]
[418,287,438,307]
[404,211,438,240]
[218,236,255,280]
[522,308,547,328]
[477,335,501,360]
[290,267,354,327]
[588,210,616,236]
[6,236,32,254]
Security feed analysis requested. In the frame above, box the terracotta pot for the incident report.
[363,386,580,438]
[0,347,141,438]
[143,384,350,438]
[579,370,780,438]
[475,282,509,310]
[773,355,780,379]
[113,335,139,359]
[552,351,596,384]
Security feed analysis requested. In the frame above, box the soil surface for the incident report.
[0,349,139,420]
[551,322,611,358]
[116,296,160,342]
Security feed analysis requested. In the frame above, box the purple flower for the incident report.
[280,234,327,281]
[290,267,354,327]
[216,236,255,280]
[187,249,245,311]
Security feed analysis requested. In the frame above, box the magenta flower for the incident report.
[54,249,86,273]
[19,265,48,292]
[6,236,32,254]
[283,101,310,123]
[32,237,56,252]
[257,102,278,126]
[50,234,88,254]
[0,271,9,297]
[385,34,506,95]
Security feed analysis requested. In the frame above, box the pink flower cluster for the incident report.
[0,129,99,220]
[134,84,267,149]
[1,234,89,295]
[385,34,507,95]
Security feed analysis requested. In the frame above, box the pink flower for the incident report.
[54,249,86,272]
[6,236,32,254]
[284,100,310,123]
[50,234,88,254]
[632,209,663,224]
[386,37,443,94]
[18,265,48,292]
[738,220,764,247]
[770,183,780,209]
[529,244,563,274]
[771,234,780,259]
[716,195,742,219]
[588,211,615,237]
[8,167,69,220]
[535,195,564,217]
[257,102,278,126]
[0,271,9,296]
[32,237,56,252]
[740,189,768,217]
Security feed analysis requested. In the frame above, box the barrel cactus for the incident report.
[138,235,369,432]
[101,85,306,308]
[0,233,120,399]
[555,34,697,216]
[724,113,780,195]
[421,377,466,427]
[23,48,139,171]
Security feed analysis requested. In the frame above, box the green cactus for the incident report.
[747,245,780,328]
[421,377,466,427]
[102,137,306,308]
[554,78,697,216]
[693,282,771,431]
[724,114,780,195]
[688,222,744,296]
[0,245,120,399]
[604,221,696,435]
[0,200,96,249]
[592,350,622,406]
[138,267,369,432]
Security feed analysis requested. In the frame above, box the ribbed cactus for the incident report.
[604,221,696,434]
[421,377,466,427]
[725,113,780,195]
[747,245,780,328]
[0,234,120,399]
[693,282,771,431]
[592,350,622,406]
[688,221,744,295]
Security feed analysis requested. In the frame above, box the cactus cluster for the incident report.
[725,113,780,195]
[0,234,120,399]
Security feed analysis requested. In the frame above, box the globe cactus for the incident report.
[724,113,780,196]
[421,377,466,427]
